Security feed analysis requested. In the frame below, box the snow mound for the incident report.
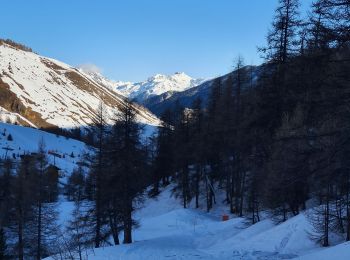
[297,241,350,260]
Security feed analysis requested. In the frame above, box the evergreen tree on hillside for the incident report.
[203,77,222,212]
[110,101,147,244]
[189,98,205,209]
[0,159,12,233]
[66,179,90,260]
[0,159,11,260]
[87,101,110,248]
[30,140,59,259]
[10,155,36,260]
[261,0,301,63]
[151,109,175,196]
[310,0,350,49]
[66,165,86,201]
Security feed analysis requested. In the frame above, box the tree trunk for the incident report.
[195,166,200,209]
[230,163,235,214]
[205,172,210,212]
[239,171,246,217]
[123,199,132,244]
[108,214,119,245]
[18,212,24,260]
[182,166,188,209]
[37,200,42,260]
[346,173,350,241]
[323,184,330,247]
[282,0,291,63]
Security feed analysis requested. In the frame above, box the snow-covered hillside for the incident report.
[0,122,90,176]
[46,185,350,260]
[0,41,160,129]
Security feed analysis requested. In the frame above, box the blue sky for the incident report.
[1,0,313,82]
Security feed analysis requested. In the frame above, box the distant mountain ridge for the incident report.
[80,69,207,106]
[145,65,263,116]
[80,66,264,117]
[115,72,206,103]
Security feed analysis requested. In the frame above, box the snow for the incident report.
[297,241,350,260]
[121,72,206,103]
[0,43,160,128]
[78,67,125,97]
[81,69,207,104]
[0,122,91,176]
[46,185,350,260]
[57,200,76,226]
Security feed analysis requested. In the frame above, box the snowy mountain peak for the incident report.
[115,72,206,103]
[77,68,206,105]
[146,72,191,84]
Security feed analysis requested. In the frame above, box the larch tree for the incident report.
[111,100,146,244]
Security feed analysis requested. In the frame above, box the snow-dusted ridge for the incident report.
[116,72,206,103]
[0,42,160,129]
[80,68,207,104]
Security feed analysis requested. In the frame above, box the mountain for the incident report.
[80,66,263,117]
[146,65,263,116]
[0,39,160,130]
[115,72,206,103]
[81,69,206,106]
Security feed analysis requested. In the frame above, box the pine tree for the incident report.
[189,98,204,209]
[310,0,350,49]
[31,139,59,259]
[66,166,85,201]
[0,158,12,233]
[203,78,222,211]
[151,109,175,196]
[111,100,146,244]
[261,0,301,63]
[87,101,110,248]
[66,183,91,259]
[11,154,36,260]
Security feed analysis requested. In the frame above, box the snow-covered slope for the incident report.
[0,41,160,129]
[0,122,90,176]
[298,241,350,260]
[46,185,350,260]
